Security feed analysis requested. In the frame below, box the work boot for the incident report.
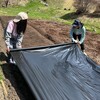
[83,50,87,56]
[9,58,16,64]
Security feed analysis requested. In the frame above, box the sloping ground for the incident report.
[10,44,100,100]
[25,19,100,65]
[0,16,100,99]
[63,0,74,9]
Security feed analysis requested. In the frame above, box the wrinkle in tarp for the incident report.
[11,43,100,100]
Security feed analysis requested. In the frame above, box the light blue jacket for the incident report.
[70,26,86,44]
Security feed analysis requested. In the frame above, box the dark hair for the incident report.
[16,19,27,34]
[73,19,83,28]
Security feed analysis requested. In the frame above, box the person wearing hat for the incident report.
[5,12,28,63]
[70,19,87,55]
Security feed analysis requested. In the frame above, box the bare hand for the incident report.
[74,40,78,43]
[6,47,10,53]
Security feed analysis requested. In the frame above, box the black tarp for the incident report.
[10,43,100,100]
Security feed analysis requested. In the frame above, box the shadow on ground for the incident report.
[0,52,36,100]
[87,12,100,18]
[60,12,100,21]
[60,12,79,20]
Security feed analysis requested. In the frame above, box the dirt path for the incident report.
[0,16,100,100]
[0,19,7,100]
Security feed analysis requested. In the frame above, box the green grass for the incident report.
[0,53,4,82]
[0,63,3,83]
[0,73,3,82]
[0,0,100,34]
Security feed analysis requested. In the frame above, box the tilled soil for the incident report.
[0,16,100,100]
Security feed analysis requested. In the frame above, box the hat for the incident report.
[13,12,28,22]
[18,12,28,20]
[13,15,22,22]
[72,19,80,27]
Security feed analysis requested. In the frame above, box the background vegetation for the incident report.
[0,0,100,33]
[74,0,100,14]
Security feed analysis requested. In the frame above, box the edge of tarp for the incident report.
[10,42,75,52]
[10,42,100,100]
[10,42,100,73]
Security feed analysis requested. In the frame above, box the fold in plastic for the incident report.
[11,43,100,100]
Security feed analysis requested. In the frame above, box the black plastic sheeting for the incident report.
[10,43,100,100]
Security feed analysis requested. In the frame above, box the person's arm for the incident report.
[5,20,14,50]
[5,31,12,48]
[70,27,77,42]
[70,28,74,40]
[79,26,86,44]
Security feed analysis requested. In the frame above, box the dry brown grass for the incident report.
[63,0,74,9]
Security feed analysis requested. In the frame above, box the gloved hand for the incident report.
[72,38,78,43]
[16,42,22,49]
[78,41,82,44]
[74,40,78,43]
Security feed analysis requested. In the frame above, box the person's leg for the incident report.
[6,39,13,63]
[78,35,87,55]
[10,40,16,64]
[80,43,85,51]
[7,39,16,64]
[73,33,77,40]
[6,51,11,63]
[78,34,85,51]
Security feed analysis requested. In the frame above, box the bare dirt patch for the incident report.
[0,16,100,100]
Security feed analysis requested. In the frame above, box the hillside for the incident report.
[0,0,100,99]
[0,16,100,100]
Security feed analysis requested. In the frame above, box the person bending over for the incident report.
[5,12,28,63]
[70,19,87,55]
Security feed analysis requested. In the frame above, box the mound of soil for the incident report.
[0,16,100,100]
[25,19,100,65]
